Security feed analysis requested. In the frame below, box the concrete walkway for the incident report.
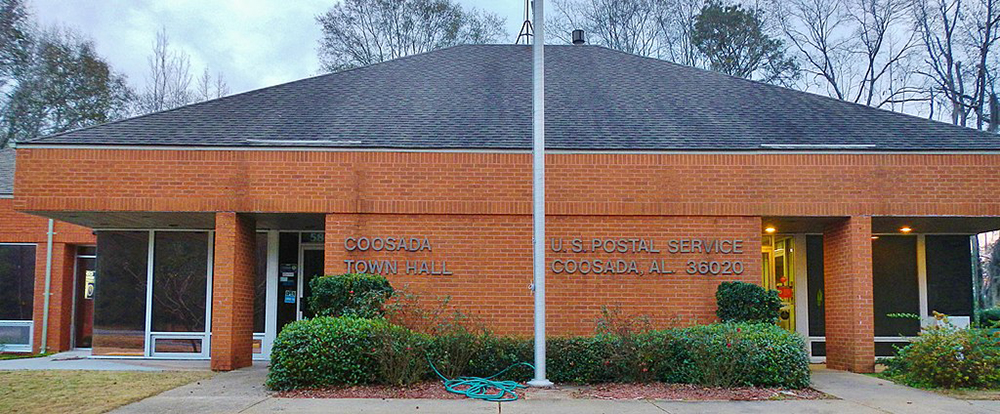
[107,365,1000,414]
[0,350,211,371]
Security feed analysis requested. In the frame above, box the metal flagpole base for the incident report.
[527,378,554,387]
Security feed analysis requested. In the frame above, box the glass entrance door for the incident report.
[298,248,324,320]
[762,235,796,331]
[73,246,97,348]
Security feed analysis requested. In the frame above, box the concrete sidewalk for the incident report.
[110,366,1000,414]
[0,350,212,371]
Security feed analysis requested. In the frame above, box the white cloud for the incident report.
[27,0,526,95]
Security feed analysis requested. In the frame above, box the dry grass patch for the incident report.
[929,389,1000,400]
[0,370,214,414]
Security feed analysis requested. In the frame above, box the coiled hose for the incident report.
[428,358,535,402]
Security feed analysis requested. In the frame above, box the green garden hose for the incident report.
[428,358,535,402]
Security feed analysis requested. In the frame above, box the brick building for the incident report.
[4,45,1000,373]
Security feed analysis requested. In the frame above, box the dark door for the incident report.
[276,233,300,333]
[300,249,324,319]
[74,247,97,348]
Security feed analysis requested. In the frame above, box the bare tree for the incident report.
[135,28,192,114]
[551,0,667,56]
[848,0,922,107]
[659,0,706,66]
[316,0,506,71]
[911,0,999,128]
[913,0,968,123]
[961,0,1000,129]
[773,0,855,99]
[195,68,229,102]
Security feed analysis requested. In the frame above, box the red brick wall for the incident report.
[326,214,759,335]
[12,149,1000,367]
[14,150,1000,217]
[824,216,875,373]
[210,212,256,371]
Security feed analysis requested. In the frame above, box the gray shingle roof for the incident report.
[0,148,14,195]
[21,44,1000,150]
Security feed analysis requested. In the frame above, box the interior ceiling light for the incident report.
[764,226,776,234]
[900,226,912,233]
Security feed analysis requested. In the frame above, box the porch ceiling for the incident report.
[31,211,216,230]
[763,216,1000,235]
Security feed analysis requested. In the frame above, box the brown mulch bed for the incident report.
[277,381,467,399]
[575,383,827,401]
[278,381,828,401]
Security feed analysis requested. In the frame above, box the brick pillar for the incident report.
[823,216,875,373]
[32,242,75,354]
[211,212,256,371]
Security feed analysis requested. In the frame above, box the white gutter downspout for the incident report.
[40,219,54,353]
[528,0,553,388]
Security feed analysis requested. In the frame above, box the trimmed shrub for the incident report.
[543,323,809,388]
[981,307,1000,328]
[266,316,387,390]
[266,319,809,389]
[677,322,810,388]
[716,281,782,324]
[370,323,430,386]
[883,320,1000,389]
[426,329,483,379]
[309,273,393,318]
[547,336,616,383]
[464,335,533,381]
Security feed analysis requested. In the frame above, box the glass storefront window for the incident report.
[0,244,36,321]
[926,235,974,317]
[872,236,920,337]
[152,232,209,333]
[93,232,149,356]
[975,231,1000,325]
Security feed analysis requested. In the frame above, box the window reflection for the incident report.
[93,232,148,356]
[0,245,36,321]
[152,232,209,333]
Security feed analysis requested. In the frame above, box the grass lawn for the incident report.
[0,370,214,414]
[0,353,50,361]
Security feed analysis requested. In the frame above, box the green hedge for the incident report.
[883,323,1000,389]
[982,307,1000,327]
[308,273,393,318]
[267,318,810,390]
[715,281,782,324]
[266,316,387,390]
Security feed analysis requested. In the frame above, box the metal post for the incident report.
[527,0,553,388]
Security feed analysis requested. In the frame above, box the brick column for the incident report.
[32,242,76,354]
[823,216,875,373]
[211,212,256,371]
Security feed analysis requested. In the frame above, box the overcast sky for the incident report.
[28,0,527,95]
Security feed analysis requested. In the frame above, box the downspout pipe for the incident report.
[40,219,54,353]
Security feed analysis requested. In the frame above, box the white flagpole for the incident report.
[528,0,553,388]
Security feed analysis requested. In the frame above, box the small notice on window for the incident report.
[84,270,96,299]
[284,290,296,304]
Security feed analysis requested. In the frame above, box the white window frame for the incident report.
[801,232,975,362]
[0,243,38,353]
[90,229,214,360]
